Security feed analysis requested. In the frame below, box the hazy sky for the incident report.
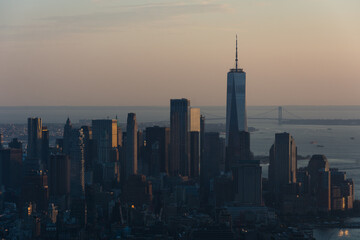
[0,0,359,106]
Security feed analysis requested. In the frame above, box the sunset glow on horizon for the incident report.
[0,0,359,106]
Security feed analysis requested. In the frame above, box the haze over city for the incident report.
[1,0,360,106]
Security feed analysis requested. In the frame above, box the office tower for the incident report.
[137,130,145,174]
[331,169,354,210]
[92,119,118,163]
[146,126,170,176]
[123,174,153,207]
[48,154,70,197]
[63,118,72,155]
[224,49,261,207]
[117,127,123,147]
[225,36,247,146]
[200,132,223,204]
[27,117,42,159]
[22,170,49,211]
[190,108,200,132]
[297,168,310,195]
[0,148,23,190]
[126,113,138,178]
[81,126,94,184]
[70,128,85,198]
[226,131,251,171]
[214,175,235,207]
[41,127,49,168]
[170,98,190,176]
[227,130,261,205]
[81,126,93,167]
[232,161,262,205]
[189,108,200,178]
[189,132,200,178]
[8,138,22,149]
[268,132,297,193]
[308,155,331,212]
[119,132,127,186]
[203,133,222,180]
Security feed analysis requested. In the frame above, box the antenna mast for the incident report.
[235,35,238,70]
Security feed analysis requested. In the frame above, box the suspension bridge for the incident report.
[203,106,360,126]
[203,106,301,124]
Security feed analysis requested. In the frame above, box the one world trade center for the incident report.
[225,36,248,146]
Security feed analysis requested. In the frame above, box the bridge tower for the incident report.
[278,106,283,125]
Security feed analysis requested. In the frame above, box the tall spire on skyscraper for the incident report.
[235,34,238,70]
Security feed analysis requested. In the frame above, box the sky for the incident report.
[0,0,359,106]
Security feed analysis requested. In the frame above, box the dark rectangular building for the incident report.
[170,98,190,176]
[146,126,170,176]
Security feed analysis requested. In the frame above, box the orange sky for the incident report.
[0,0,359,106]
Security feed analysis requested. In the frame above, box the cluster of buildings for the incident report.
[0,39,354,240]
[266,133,354,215]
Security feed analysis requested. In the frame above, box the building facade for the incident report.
[170,98,190,176]
[126,113,138,178]
[92,119,118,163]
[27,117,43,160]
[225,68,247,146]
[268,132,297,193]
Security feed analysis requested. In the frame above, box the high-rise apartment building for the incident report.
[225,37,247,146]
[126,113,138,178]
[170,98,190,176]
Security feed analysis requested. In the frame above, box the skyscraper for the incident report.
[189,108,201,178]
[41,127,49,168]
[92,119,118,163]
[225,36,247,146]
[126,113,138,178]
[63,117,72,155]
[224,37,262,206]
[70,128,85,198]
[80,126,94,184]
[225,131,251,171]
[170,98,190,176]
[268,132,297,193]
[145,126,170,176]
[48,154,70,197]
[0,148,23,190]
[27,117,42,160]
[308,155,331,212]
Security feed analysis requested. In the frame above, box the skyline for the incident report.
[1,0,360,106]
